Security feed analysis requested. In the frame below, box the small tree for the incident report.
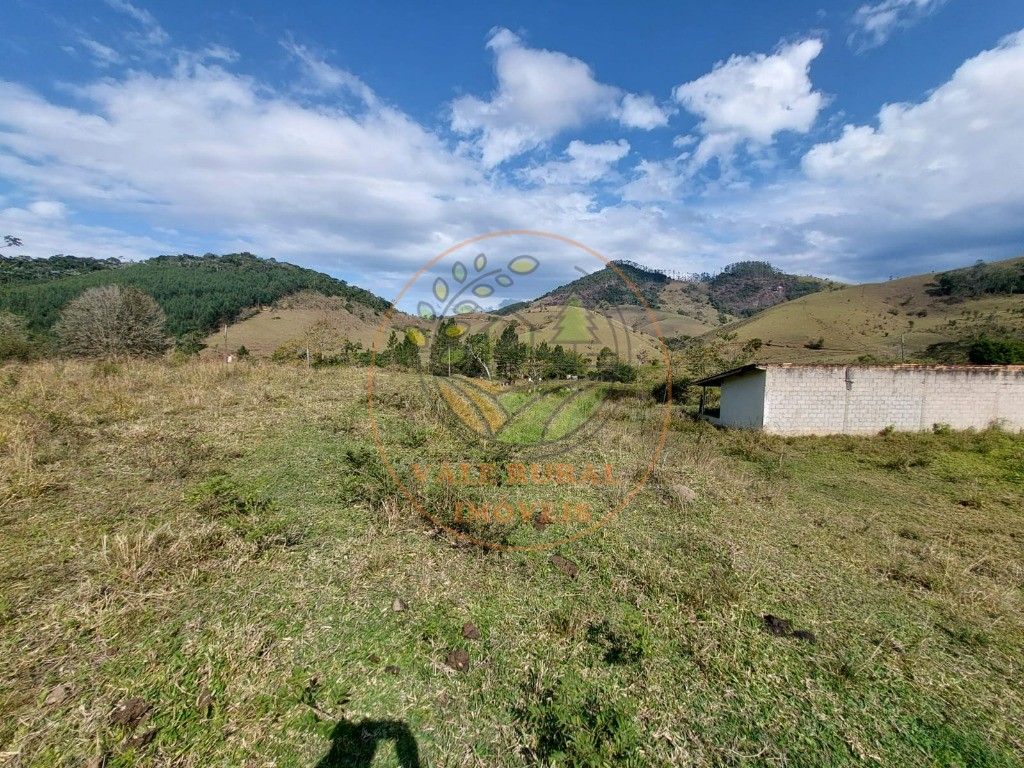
[175,330,207,357]
[0,311,39,361]
[56,285,169,358]
[494,324,527,379]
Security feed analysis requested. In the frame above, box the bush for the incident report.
[968,337,1024,365]
[651,379,691,404]
[0,312,41,362]
[55,285,169,358]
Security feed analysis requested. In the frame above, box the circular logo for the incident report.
[368,231,671,550]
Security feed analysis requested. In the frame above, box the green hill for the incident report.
[525,260,670,311]
[0,252,391,337]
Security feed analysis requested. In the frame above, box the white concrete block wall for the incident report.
[757,366,1024,436]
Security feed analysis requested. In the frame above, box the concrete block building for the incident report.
[693,364,1024,435]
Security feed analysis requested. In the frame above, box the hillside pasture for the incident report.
[0,359,1022,766]
[719,265,1024,363]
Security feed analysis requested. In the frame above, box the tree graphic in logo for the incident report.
[550,295,598,350]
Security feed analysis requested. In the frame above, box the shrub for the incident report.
[55,285,169,358]
[968,337,1024,365]
[0,312,41,362]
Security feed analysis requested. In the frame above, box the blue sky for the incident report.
[2,0,1024,309]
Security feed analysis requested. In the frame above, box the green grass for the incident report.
[495,385,602,445]
[1,360,1022,766]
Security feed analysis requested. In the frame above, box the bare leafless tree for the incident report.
[55,285,169,358]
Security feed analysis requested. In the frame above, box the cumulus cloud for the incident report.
[617,93,672,130]
[451,29,669,167]
[673,39,824,169]
[0,61,484,273]
[1,22,1023,301]
[525,140,630,185]
[712,29,1024,279]
[850,0,947,50]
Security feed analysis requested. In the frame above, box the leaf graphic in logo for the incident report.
[417,302,435,319]
[406,328,426,347]
[456,301,479,314]
[508,255,539,275]
[452,262,467,283]
[496,275,513,288]
[474,254,487,271]
[433,277,449,302]
[473,284,494,297]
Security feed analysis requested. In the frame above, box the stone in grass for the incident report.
[549,554,579,579]
[445,649,470,672]
[110,697,151,730]
[761,614,792,636]
[391,597,408,612]
[127,728,158,749]
[43,684,69,707]
[762,615,817,643]
[673,484,698,504]
[461,622,482,640]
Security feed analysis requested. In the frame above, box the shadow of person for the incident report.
[316,718,421,767]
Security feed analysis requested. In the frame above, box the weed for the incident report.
[520,672,643,767]
[188,473,273,516]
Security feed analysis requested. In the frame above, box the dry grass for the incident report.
[0,359,1022,767]
[719,262,1024,362]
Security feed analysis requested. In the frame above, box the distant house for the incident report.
[693,364,1024,435]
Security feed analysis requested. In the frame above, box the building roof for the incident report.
[692,363,1024,387]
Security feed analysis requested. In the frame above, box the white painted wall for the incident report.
[756,365,1024,435]
[719,369,766,429]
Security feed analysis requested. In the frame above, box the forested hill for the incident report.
[0,252,391,337]
[505,260,669,313]
[495,259,833,318]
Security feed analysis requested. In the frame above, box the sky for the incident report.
[2,0,1024,311]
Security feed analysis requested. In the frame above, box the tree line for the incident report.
[269,317,639,382]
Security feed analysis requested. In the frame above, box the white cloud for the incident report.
[451,29,669,167]
[79,37,123,67]
[0,202,171,261]
[617,93,672,130]
[102,0,170,49]
[0,61,484,272]
[1,27,1023,300]
[708,29,1024,279]
[526,140,630,185]
[803,30,1024,212]
[673,39,824,169]
[850,0,947,50]
[27,200,66,219]
[280,36,377,104]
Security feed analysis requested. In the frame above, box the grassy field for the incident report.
[719,263,1024,363]
[1,360,1023,766]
